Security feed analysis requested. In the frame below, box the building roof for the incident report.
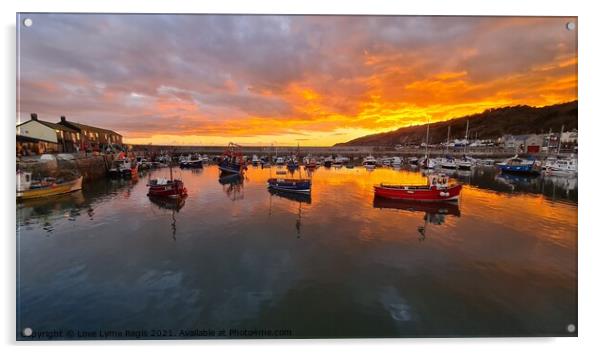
[37,120,78,133]
[16,134,57,144]
[59,120,121,136]
[16,117,77,132]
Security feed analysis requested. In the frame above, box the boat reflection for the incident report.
[268,188,312,204]
[373,197,460,219]
[219,173,245,201]
[148,195,187,211]
[268,189,310,239]
[148,195,187,240]
[373,197,460,241]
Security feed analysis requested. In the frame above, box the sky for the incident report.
[17,14,577,146]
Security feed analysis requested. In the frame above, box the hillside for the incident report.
[335,101,577,146]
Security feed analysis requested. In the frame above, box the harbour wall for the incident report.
[17,154,116,182]
[130,144,576,159]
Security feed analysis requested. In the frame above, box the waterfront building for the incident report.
[17,113,78,155]
[502,134,544,153]
[17,113,124,155]
[58,116,123,152]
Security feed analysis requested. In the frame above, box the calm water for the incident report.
[16,165,577,339]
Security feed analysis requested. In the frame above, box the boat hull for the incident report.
[180,160,203,168]
[108,167,138,178]
[374,183,462,202]
[17,176,83,200]
[267,178,311,194]
[147,180,187,198]
[497,164,540,175]
[218,161,244,175]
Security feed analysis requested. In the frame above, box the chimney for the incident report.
[30,113,38,121]
[60,116,66,123]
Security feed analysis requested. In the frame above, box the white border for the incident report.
[2,0,601,353]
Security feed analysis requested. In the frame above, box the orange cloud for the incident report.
[18,15,577,146]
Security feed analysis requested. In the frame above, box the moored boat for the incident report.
[108,158,138,178]
[363,155,377,168]
[439,156,457,169]
[374,173,462,202]
[218,143,246,175]
[420,156,437,169]
[179,155,204,169]
[457,155,475,170]
[287,158,299,170]
[543,156,577,176]
[17,171,83,200]
[496,155,541,175]
[267,178,311,194]
[147,177,187,198]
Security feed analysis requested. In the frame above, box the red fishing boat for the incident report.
[374,173,462,202]
[147,163,187,198]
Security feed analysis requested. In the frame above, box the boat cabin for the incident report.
[427,174,451,188]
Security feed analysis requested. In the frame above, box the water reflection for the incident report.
[17,165,577,338]
[373,197,460,241]
[218,174,245,201]
[268,189,311,239]
[148,196,187,241]
[446,166,577,203]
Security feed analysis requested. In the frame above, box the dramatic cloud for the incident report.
[17,14,577,145]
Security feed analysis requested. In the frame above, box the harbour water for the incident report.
[17,165,577,339]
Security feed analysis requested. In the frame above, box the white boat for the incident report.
[457,156,475,170]
[363,155,377,167]
[391,156,402,166]
[476,158,496,166]
[275,157,285,165]
[420,156,437,169]
[333,156,345,167]
[543,157,577,176]
[439,156,457,169]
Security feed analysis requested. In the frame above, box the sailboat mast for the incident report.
[558,124,564,154]
[425,118,430,158]
[464,119,469,154]
[169,149,174,180]
[446,125,451,154]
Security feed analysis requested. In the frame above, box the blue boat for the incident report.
[218,159,244,175]
[267,178,311,194]
[218,143,246,175]
[286,160,299,170]
[496,155,541,175]
[180,159,203,169]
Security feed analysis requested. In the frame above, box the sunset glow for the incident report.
[18,15,577,146]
